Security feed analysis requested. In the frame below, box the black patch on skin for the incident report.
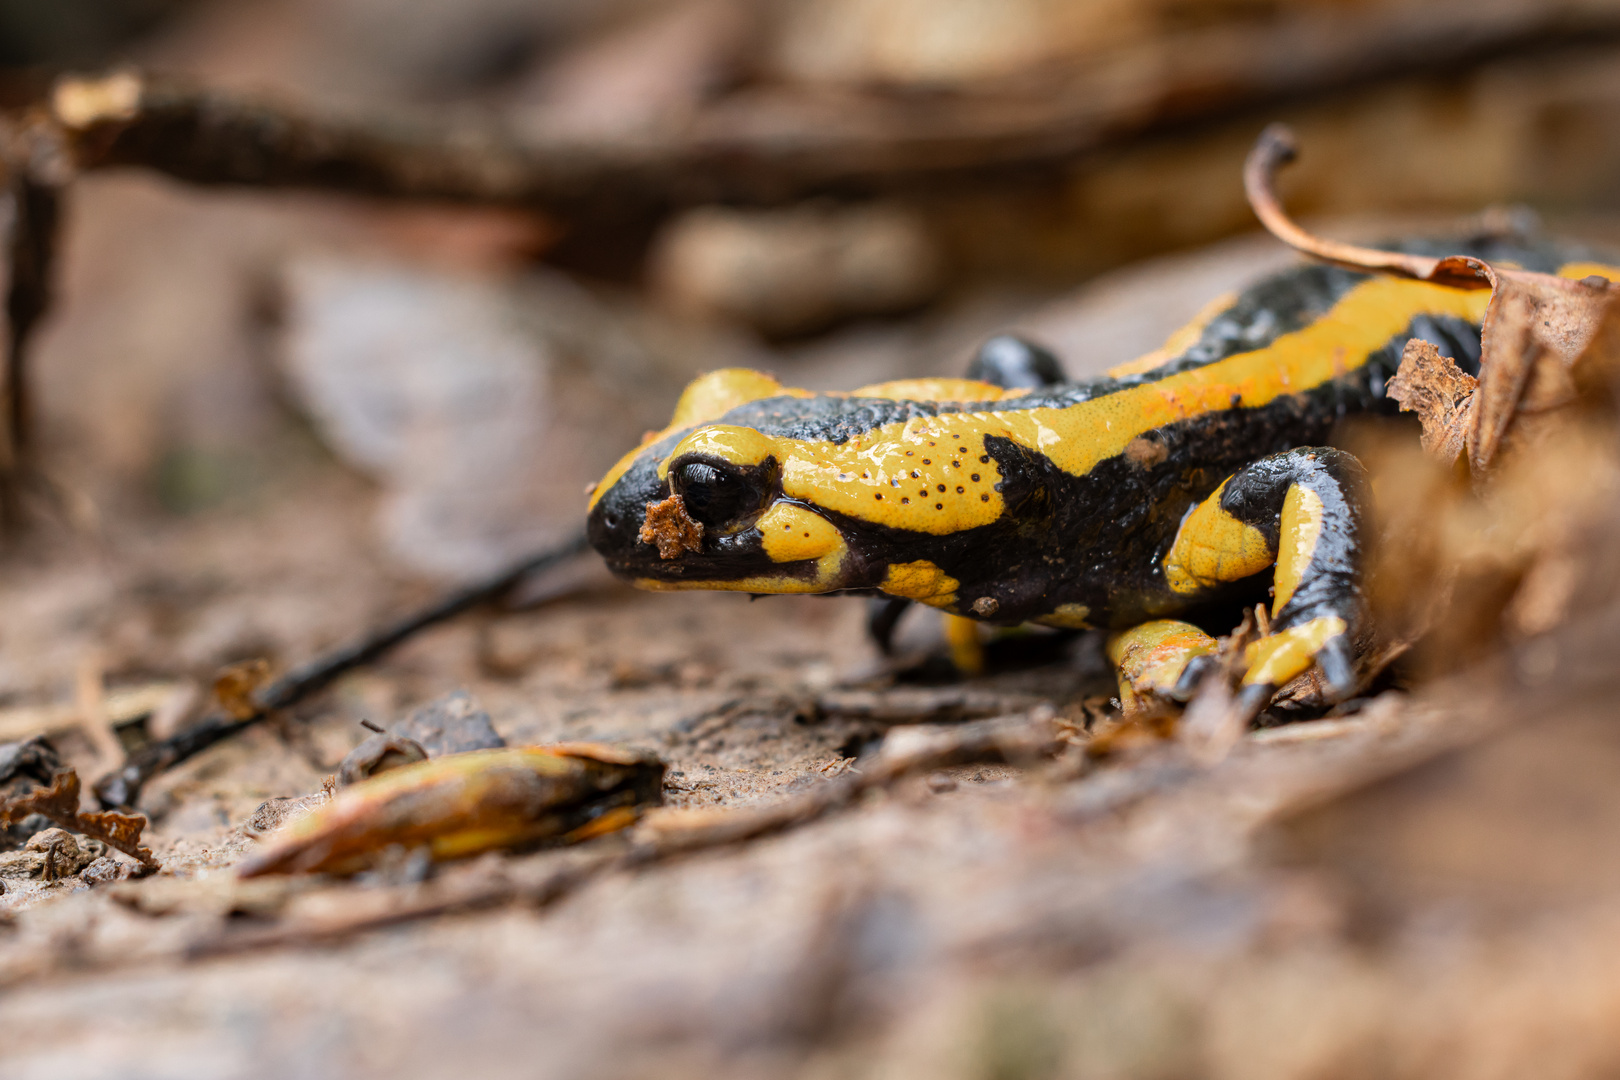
[588,235,1607,620]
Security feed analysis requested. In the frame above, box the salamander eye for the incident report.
[672,458,769,528]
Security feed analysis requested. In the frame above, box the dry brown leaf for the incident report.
[1246,124,1618,476]
[1387,340,1475,466]
[238,744,665,877]
[0,766,159,868]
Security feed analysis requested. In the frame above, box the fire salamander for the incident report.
[587,236,1619,715]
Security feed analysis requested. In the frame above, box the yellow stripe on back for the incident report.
[769,276,1488,533]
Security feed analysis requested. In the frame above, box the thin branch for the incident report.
[93,531,590,809]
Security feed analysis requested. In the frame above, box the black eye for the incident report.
[673,459,763,527]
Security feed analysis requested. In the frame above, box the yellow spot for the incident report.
[1164,479,1275,594]
[850,378,1026,402]
[1107,290,1239,378]
[882,560,960,608]
[1272,485,1325,616]
[778,416,1005,535]
[1558,261,1620,283]
[669,369,801,428]
[658,424,781,479]
[1107,619,1217,699]
[1034,603,1092,629]
[944,614,984,676]
[758,503,844,563]
[635,571,835,595]
[1242,615,1346,687]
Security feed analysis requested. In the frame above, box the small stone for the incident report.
[79,856,131,886]
[926,772,957,793]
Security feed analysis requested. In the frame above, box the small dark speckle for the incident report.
[911,470,920,478]
[937,484,946,492]
[875,493,884,500]
[979,455,989,463]
[980,494,990,502]
[959,446,968,453]
[956,486,964,493]
[906,451,914,456]
[971,473,980,482]
[951,460,960,467]
[901,497,910,504]
[935,503,944,509]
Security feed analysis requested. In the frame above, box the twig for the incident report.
[93,531,590,809]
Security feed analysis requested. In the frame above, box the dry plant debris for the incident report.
[238,743,665,877]
[1247,122,1618,479]
[0,763,157,870]
[639,492,706,560]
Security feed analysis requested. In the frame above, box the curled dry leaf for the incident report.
[238,744,665,877]
[1387,340,1475,466]
[1246,124,1619,476]
[0,766,159,868]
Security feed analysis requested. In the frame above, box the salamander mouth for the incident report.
[587,471,836,589]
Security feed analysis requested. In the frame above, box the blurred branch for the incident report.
[0,112,65,528]
[48,17,1620,211]
[92,531,590,810]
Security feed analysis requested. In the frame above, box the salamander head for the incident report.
[589,367,1021,607]
[587,369,859,595]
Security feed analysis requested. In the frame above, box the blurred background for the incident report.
[6,0,1620,586]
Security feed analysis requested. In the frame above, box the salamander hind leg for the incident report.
[1161,447,1368,713]
[1107,620,1218,713]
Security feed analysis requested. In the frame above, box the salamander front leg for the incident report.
[1161,446,1368,713]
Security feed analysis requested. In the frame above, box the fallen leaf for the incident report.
[1387,339,1475,466]
[238,743,665,877]
[1246,124,1618,476]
